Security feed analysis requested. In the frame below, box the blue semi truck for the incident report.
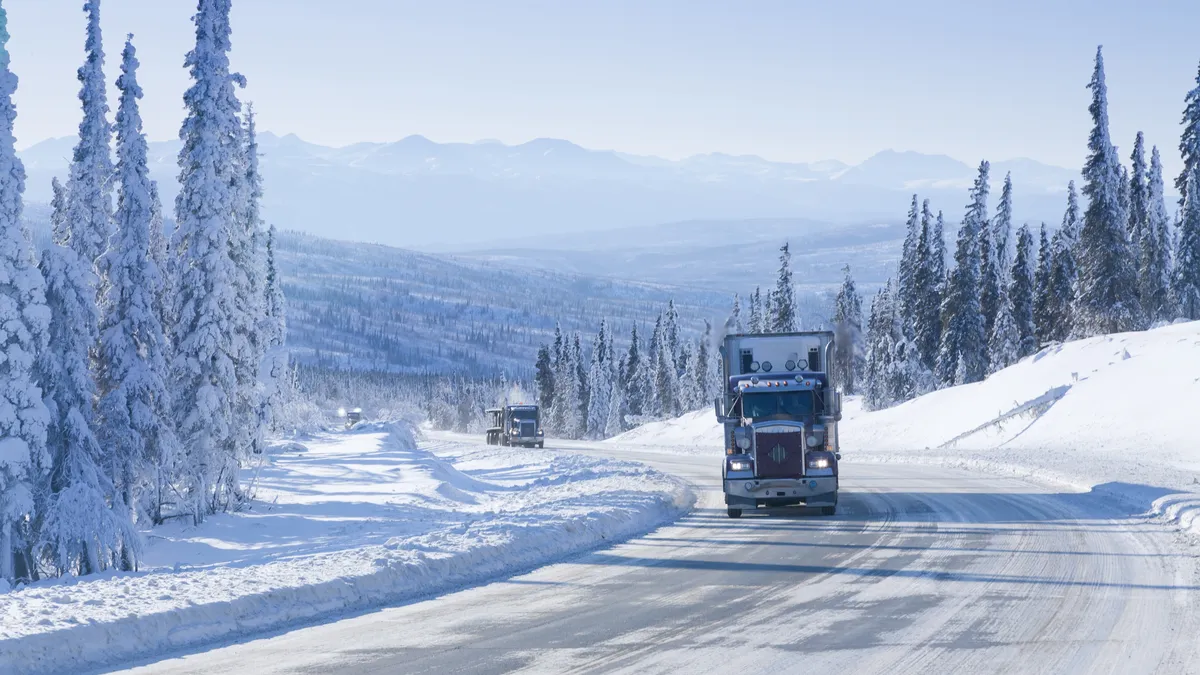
[715,331,843,518]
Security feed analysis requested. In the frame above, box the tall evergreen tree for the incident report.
[910,200,941,371]
[1173,170,1200,319]
[979,223,1000,347]
[728,293,742,332]
[623,324,645,418]
[147,181,170,336]
[572,332,588,436]
[831,265,863,394]
[0,4,52,584]
[897,194,921,316]
[97,35,179,532]
[993,172,1015,280]
[771,242,797,332]
[1009,225,1037,358]
[1033,223,1054,346]
[930,209,947,290]
[693,320,714,408]
[1128,132,1150,252]
[534,344,554,413]
[1177,59,1200,208]
[65,0,114,276]
[171,0,246,520]
[1142,146,1174,323]
[988,282,1020,373]
[585,320,612,439]
[229,103,267,459]
[1044,183,1081,342]
[664,299,681,375]
[1073,47,1143,336]
[937,161,990,386]
[747,287,762,333]
[863,284,896,410]
[604,365,627,438]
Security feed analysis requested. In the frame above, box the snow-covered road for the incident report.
[106,435,1200,675]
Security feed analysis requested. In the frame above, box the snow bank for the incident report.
[0,423,692,675]
[605,409,723,453]
[843,322,1200,533]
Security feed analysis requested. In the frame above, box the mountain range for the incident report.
[18,133,1083,249]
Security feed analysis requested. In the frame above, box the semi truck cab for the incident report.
[486,405,545,448]
[716,332,842,518]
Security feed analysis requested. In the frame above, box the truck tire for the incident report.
[537,442,544,448]
[820,505,837,516]
[726,508,742,518]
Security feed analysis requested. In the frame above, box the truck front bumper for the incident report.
[723,476,838,507]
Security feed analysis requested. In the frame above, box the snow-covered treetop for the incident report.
[66,0,114,266]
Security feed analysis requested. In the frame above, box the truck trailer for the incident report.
[715,331,843,518]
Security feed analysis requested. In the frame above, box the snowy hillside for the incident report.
[18,133,1082,248]
[0,424,691,674]
[607,322,1200,525]
[275,231,748,377]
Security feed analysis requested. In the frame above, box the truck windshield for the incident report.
[509,408,538,421]
[742,391,818,418]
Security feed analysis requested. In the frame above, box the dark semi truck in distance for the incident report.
[715,331,843,518]
[486,405,545,448]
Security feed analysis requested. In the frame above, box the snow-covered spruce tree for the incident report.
[0,4,52,584]
[1177,59,1200,208]
[1043,182,1081,343]
[677,341,695,410]
[930,209,947,292]
[65,0,114,278]
[987,281,1020,373]
[1143,147,1174,323]
[585,320,611,439]
[622,324,645,419]
[992,173,1015,282]
[1172,170,1200,319]
[910,200,942,372]
[728,293,742,332]
[936,161,990,386]
[547,323,565,432]
[979,223,1000,350]
[147,181,171,335]
[566,333,586,438]
[534,344,554,412]
[747,287,762,332]
[654,340,679,418]
[37,238,138,576]
[863,284,896,411]
[1009,225,1038,358]
[171,0,247,520]
[771,242,797,332]
[97,36,180,531]
[664,299,681,375]
[604,369,626,438]
[1073,47,1143,337]
[831,264,863,394]
[897,194,921,317]
[1033,223,1054,346]
[689,320,714,409]
[260,223,289,433]
[1128,132,1149,255]
[229,102,266,459]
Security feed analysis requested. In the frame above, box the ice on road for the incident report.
[111,438,1200,675]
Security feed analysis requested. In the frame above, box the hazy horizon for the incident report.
[9,1,1200,181]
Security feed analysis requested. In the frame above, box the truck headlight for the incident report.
[728,460,752,472]
[806,451,835,470]
[537,429,544,435]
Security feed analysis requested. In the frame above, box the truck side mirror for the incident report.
[713,396,724,418]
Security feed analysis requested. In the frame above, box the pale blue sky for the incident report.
[7,0,1200,177]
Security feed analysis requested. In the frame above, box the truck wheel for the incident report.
[726,508,742,518]
[537,442,544,448]
[821,505,837,516]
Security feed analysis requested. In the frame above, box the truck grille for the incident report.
[754,429,806,478]
[519,421,536,437]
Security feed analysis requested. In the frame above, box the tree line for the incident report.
[842,47,1200,411]
[0,0,285,585]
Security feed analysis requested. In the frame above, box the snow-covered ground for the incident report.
[0,423,691,675]
[607,321,1200,534]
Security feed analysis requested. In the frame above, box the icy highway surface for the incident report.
[108,434,1200,675]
